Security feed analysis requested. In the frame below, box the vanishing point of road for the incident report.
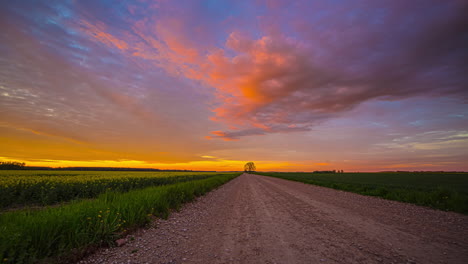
[81,173,468,264]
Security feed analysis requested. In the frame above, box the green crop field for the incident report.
[0,170,230,209]
[0,171,240,263]
[255,172,468,214]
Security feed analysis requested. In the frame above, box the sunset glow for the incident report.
[1,1,467,171]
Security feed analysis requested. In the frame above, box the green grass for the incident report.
[0,171,231,209]
[255,172,468,214]
[0,173,239,263]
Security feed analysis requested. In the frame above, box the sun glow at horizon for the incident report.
[1,1,467,172]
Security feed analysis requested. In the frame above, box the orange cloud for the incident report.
[210,131,239,141]
[76,17,301,138]
[78,20,129,50]
[73,5,468,142]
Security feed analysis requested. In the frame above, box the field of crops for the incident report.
[0,171,240,263]
[255,172,468,214]
[0,170,226,209]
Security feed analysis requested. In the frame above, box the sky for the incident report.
[1,0,467,172]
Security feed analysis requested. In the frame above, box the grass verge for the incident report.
[255,172,468,214]
[0,173,239,264]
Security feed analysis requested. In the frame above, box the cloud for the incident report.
[5,0,467,142]
[203,1,468,139]
[377,130,468,151]
[0,4,220,163]
[78,20,129,51]
[2,0,467,171]
[200,155,217,159]
[74,0,468,140]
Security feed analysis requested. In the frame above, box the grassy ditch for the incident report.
[255,172,468,214]
[0,173,239,263]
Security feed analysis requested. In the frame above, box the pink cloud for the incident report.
[72,1,468,141]
[78,20,129,51]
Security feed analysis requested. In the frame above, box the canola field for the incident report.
[0,170,226,209]
[0,170,240,263]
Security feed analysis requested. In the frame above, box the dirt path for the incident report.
[80,173,468,264]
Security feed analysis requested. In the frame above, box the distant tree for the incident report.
[313,170,336,174]
[0,161,26,170]
[244,162,256,172]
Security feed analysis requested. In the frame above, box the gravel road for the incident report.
[79,173,468,264]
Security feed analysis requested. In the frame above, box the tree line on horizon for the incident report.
[0,161,213,172]
[313,170,344,173]
[0,161,26,170]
